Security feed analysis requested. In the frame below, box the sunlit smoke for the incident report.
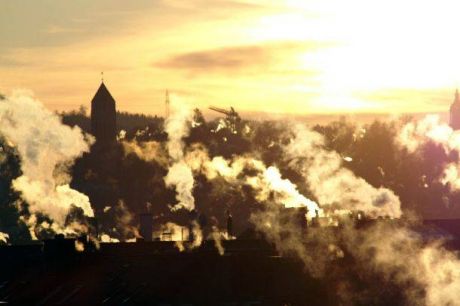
[286,123,401,218]
[122,140,168,167]
[398,115,460,190]
[341,222,460,306]
[210,226,225,255]
[251,166,320,218]
[0,91,94,236]
[164,96,195,211]
[0,232,9,244]
[398,115,460,153]
[111,201,139,241]
[100,234,120,243]
[185,146,321,216]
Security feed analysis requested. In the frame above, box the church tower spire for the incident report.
[90,80,117,144]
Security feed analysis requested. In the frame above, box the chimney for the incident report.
[139,213,153,242]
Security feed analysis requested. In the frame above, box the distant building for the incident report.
[450,89,460,130]
[90,82,117,143]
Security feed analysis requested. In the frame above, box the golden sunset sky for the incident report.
[1,0,459,116]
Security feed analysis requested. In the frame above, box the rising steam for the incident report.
[398,115,460,190]
[286,123,402,218]
[0,91,94,237]
[164,96,195,211]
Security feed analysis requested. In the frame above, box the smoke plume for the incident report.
[0,232,9,244]
[164,96,195,211]
[398,115,460,190]
[0,91,94,236]
[285,123,402,218]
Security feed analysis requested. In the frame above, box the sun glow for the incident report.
[1,0,460,114]
[243,0,460,112]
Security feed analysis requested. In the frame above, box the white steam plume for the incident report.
[164,97,195,211]
[398,115,460,190]
[0,91,94,235]
[286,123,401,218]
[0,232,9,244]
[185,147,321,217]
[398,115,460,154]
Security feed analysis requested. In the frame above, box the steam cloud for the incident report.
[286,123,402,218]
[163,96,195,211]
[0,232,9,244]
[398,115,460,190]
[0,91,94,237]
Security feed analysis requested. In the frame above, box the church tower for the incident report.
[90,81,117,144]
[450,89,460,130]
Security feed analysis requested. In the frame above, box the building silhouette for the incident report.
[91,82,117,143]
[450,89,460,130]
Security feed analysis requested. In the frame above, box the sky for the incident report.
[1,0,460,116]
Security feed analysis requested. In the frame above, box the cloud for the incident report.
[156,45,269,72]
[155,41,331,75]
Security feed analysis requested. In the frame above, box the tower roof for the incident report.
[91,82,115,106]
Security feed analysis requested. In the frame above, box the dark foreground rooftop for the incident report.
[0,239,332,306]
[0,219,459,306]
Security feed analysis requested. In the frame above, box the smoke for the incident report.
[164,96,195,211]
[248,166,320,219]
[183,145,322,218]
[157,222,186,241]
[74,240,85,252]
[340,221,460,306]
[114,104,460,305]
[397,115,460,192]
[0,91,94,236]
[210,226,225,255]
[0,232,9,244]
[165,161,195,211]
[398,115,459,154]
[100,234,120,243]
[101,201,139,241]
[122,140,168,167]
[243,121,460,305]
[285,123,402,218]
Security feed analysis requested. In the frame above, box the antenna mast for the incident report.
[165,89,170,118]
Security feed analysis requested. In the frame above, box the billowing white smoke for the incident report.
[398,115,460,153]
[286,124,402,218]
[0,91,94,237]
[164,96,195,211]
[398,115,460,190]
[0,232,9,244]
[184,147,321,217]
[248,165,320,218]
